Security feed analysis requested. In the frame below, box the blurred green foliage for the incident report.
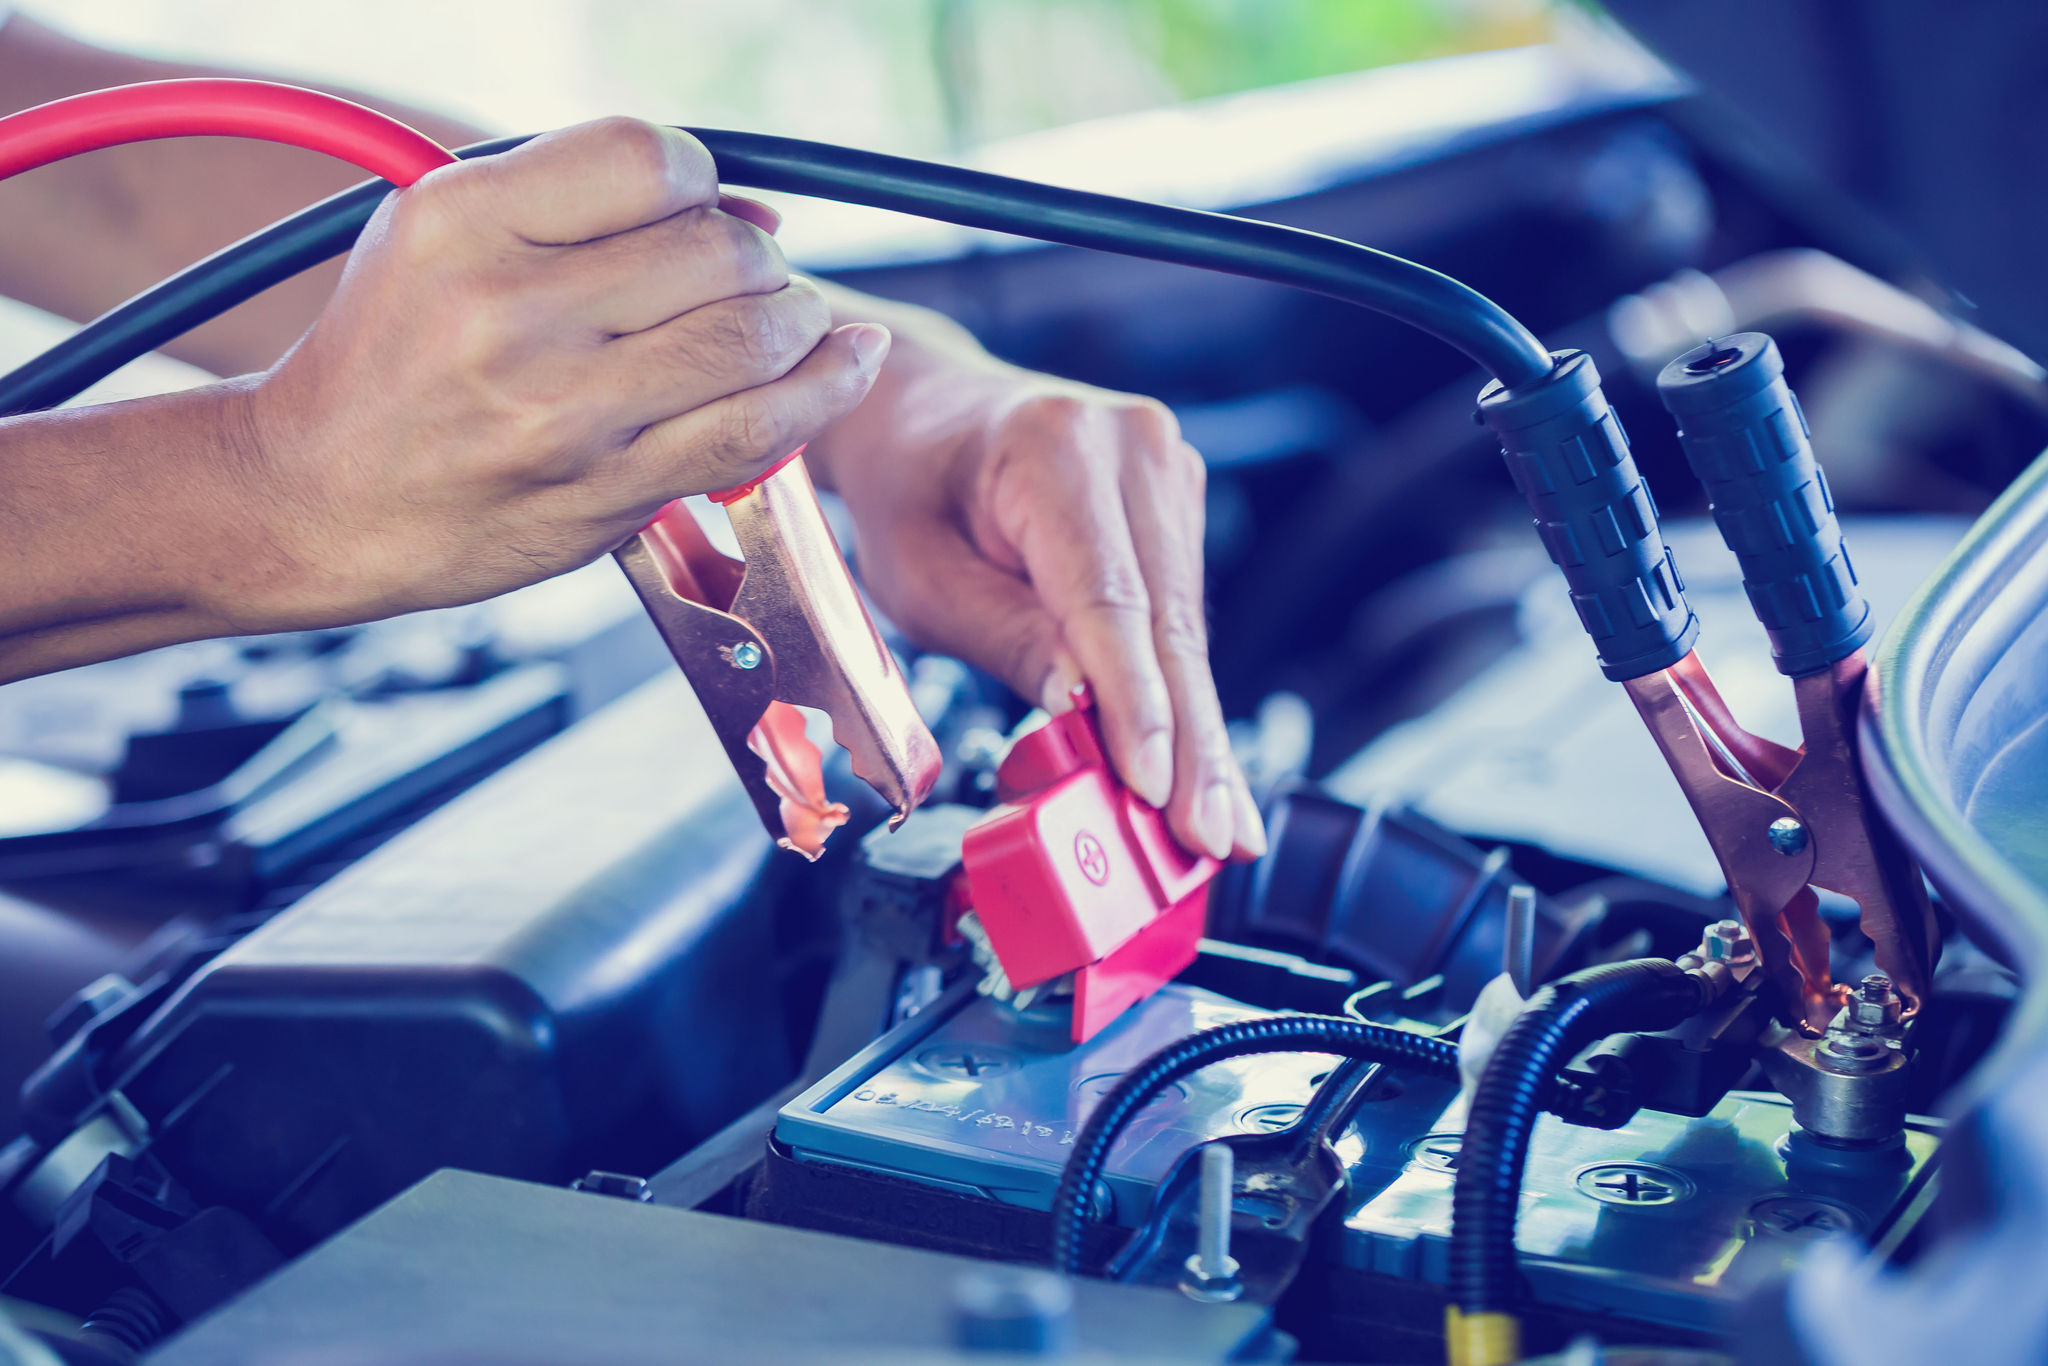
[1135,0,1543,102]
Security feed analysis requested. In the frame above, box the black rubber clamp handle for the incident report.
[1658,332,1871,677]
[1479,350,1697,682]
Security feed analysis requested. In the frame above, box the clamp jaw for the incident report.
[1480,334,1939,1034]
[615,450,941,859]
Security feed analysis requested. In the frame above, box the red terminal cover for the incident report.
[960,686,1221,1043]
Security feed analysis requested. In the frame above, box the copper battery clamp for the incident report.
[1480,335,1939,1033]
[615,450,941,859]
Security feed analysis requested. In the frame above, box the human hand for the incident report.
[814,356,1265,862]
[226,117,889,631]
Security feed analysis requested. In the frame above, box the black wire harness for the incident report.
[0,128,1554,418]
[1046,1014,1460,1275]
[1448,958,1708,1319]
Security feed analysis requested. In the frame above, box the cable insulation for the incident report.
[0,106,1554,416]
[0,78,453,186]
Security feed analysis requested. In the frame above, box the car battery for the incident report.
[1331,1091,1940,1335]
[755,978,1456,1267]
[771,982,1341,1224]
[761,976,1941,1339]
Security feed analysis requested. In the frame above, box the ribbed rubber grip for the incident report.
[1478,351,1697,682]
[1658,333,1871,677]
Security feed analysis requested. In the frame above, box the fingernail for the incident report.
[1196,782,1234,860]
[847,323,892,370]
[1232,781,1269,859]
[1131,732,1173,808]
[1038,652,1085,714]
[719,192,782,234]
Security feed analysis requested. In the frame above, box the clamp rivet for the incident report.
[1767,816,1808,856]
[730,641,763,670]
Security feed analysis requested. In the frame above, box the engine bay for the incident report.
[4,42,2046,1366]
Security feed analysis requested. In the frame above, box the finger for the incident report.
[613,322,891,501]
[718,193,783,234]
[443,117,721,245]
[563,206,789,336]
[993,404,1176,809]
[598,277,831,427]
[1117,426,1261,859]
[1229,770,1268,862]
[876,524,1076,716]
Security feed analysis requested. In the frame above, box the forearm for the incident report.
[0,378,285,680]
[0,14,485,377]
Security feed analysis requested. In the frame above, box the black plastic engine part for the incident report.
[1658,332,1872,677]
[0,664,566,888]
[4,1151,282,1353]
[14,679,795,1254]
[1206,788,1599,1015]
[839,802,982,966]
[1565,965,1775,1119]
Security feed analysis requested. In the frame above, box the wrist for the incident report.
[804,283,1019,489]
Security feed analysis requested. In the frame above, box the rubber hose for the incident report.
[1449,958,1704,1317]
[1048,1015,1460,1274]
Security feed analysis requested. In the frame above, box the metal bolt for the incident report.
[1768,817,1809,856]
[1848,974,1902,1032]
[729,641,763,670]
[952,1265,1075,1355]
[1504,883,1536,996]
[1180,1142,1243,1303]
[1703,918,1750,962]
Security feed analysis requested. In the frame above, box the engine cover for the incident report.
[25,675,795,1251]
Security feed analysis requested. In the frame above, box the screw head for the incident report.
[1573,1162,1695,1206]
[1237,1103,1305,1133]
[1406,1133,1463,1174]
[1750,1195,1863,1239]
[914,1043,1020,1080]
[1767,817,1809,856]
[729,641,763,670]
